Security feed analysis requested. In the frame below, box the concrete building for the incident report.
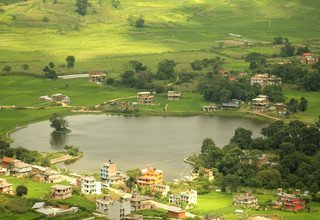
[0,178,13,194]
[203,105,217,112]
[10,159,32,177]
[100,161,125,187]
[79,176,102,195]
[89,70,106,83]
[51,185,72,200]
[250,74,281,87]
[169,190,197,206]
[137,92,154,105]
[137,165,163,188]
[167,91,181,101]
[251,95,269,111]
[233,193,258,208]
[152,184,170,197]
[96,195,131,220]
[300,53,318,64]
[130,193,153,211]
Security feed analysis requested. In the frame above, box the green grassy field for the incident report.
[0,0,319,75]
[191,191,320,220]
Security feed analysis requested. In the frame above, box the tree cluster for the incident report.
[120,61,153,89]
[198,76,260,103]
[193,120,320,194]
[76,0,88,15]
[43,62,57,79]
[286,97,308,114]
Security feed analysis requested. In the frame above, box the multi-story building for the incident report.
[100,161,125,187]
[89,70,106,83]
[79,176,101,195]
[137,92,154,105]
[96,195,131,220]
[251,95,269,111]
[130,193,152,211]
[0,178,13,194]
[233,193,258,208]
[136,165,163,188]
[51,185,73,200]
[10,159,32,177]
[250,74,281,87]
[169,190,197,205]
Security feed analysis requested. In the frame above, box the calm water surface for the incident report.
[11,115,267,180]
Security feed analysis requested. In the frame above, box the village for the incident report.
[0,153,312,220]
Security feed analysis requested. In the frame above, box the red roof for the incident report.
[1,157,14,163]
[302,53,312,56]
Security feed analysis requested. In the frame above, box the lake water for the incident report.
[11,115,268,180]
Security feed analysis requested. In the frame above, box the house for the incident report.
[167,206,186,219]
[32,202,79,217]
[130,193,153,211]
[89,70,106,83]
[1,157,15,168]
[300,53,318,64]
[233,193,258,208]
[221,102,239,109]
[169,190,197,206]
[203,105,217,112]
[96,195,131,220]
[137,165,163,188]
[79,176,102,195]
[204,215,222,220]
[52,93,66,102]
[100,161,125,187]
[0,178,13,194]
[137,92,154,105]
[0,166,8,175]
[51,185,72,200]
[276,192,305,211]
[167,91,181,101]
[10,159,32,177]
[251,95,269,111]
[275,103,286,113]
[250,74,281,87]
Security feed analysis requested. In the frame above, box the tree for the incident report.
[16,185,28,197]
[76,0,88,16]
[66,55,75,68]
[135,17,144,28]
[41,157,51,167]
[245,52,267,70]
[230,127,253,149]
[286,98,300,114]
[129,61,147,72]
[106,78,114,86]
[191,60,203,71]
[273,37,283,45]
[299,97,308,112]
[281,42,295,57]
[50,113,69,132]
[263,85,284,103]
[2,65,12,74]
[296,45,310,55]
[156,60,176,80]
[43,66,57,79]
[49,62,55,69]
[255,169,282,188]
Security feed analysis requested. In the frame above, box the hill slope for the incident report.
[0,0,319,75]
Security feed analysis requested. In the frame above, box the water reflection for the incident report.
[50,132,68,147]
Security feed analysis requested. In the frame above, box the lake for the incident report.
[11,115,268,180]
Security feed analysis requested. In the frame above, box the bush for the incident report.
[42,16,49,22]
[135,17,145,28]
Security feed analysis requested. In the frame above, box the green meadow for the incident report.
[1,0,320,75]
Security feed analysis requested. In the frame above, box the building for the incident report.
[275,103,286,113]
[169,190,197,206]
[300,53,318,64]
[0,166,8,175]
[51,185,72,200]
[167,91,181,101]
[89,70,106,83]
[233,193,258,208]
[130,193,153,211]
[1,157,15,168]
[167,206,186,219]
[96,195,131,220]
[100,161,125,187]
[221,102,239,109]
[123,214,143,220]
[251,95,269,111]
[203,105,217,112]
[79,176,102,195]
[250,74,281,87]
[137,165,163,188]
[137,92,154,105]
[0,178,13,194]
[276,192,305,211]
[10,159,32,177]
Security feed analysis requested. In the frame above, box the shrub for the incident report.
[42,16,49,22]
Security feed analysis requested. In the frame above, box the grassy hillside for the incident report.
[0,0,319,75]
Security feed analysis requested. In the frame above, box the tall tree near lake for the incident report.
[230,127,253,149]
[66,55,75,68]
[50,113,70,133]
